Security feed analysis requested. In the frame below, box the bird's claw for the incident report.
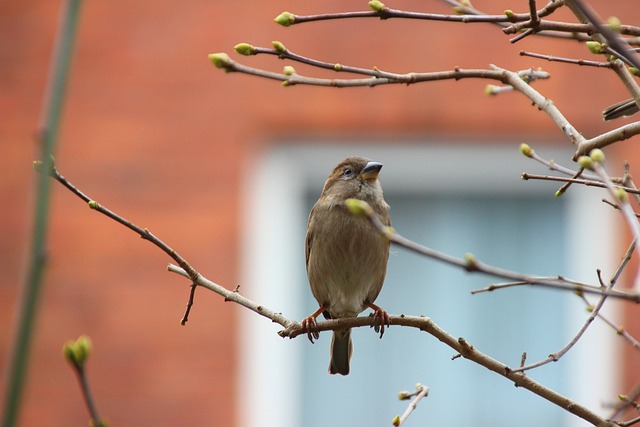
[367,303,390,338]
[301,316,320,343]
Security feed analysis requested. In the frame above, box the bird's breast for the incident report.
[307,204,389,318]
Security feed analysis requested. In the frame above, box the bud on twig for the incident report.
[586,41,605,54]
[368,0,385,12]
[272,41,287,52]
[208,53,231,69]
[234,43,255,56]
[519,143,534,158]
[274,11,295,27]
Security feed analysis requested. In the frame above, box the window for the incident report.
[239,143,620,427]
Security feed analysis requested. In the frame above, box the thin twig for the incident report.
[556,168,585,196]
[602,198,640,219]
[512,238,636,373]
[611,382,640,420]
[249,45,548,85]
[71,365,102,426]
[564,0,640,70]
[520,50,612,68]
[592,162,640,292]
[393,384,429,426]
[168,264,295,330]
[44,162,202,325]
[213,55,593,150]
[592,163,640,257]
[522,145,601,180]
[213,54,549,89]
[522,173,640,194]
[577,287,640,349]
[349,199,640,302]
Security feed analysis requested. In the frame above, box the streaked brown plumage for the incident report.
[302,156,391,375]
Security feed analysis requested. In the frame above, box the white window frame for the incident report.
[238,143,620,427]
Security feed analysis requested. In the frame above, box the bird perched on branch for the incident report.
[302,156,391,375]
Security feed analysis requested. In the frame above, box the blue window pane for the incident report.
[300,193,570,426]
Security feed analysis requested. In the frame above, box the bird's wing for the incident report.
[305,206,315,270]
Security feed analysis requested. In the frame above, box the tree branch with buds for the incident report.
[38,159,630,427]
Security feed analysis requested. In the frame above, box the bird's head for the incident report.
[321,156,384,202]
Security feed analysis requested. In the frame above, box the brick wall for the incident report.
[2,0,639,425]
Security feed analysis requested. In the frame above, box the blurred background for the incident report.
[2,1,640,426]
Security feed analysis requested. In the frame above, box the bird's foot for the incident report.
[301,306,325,343]
[367,302,390,338]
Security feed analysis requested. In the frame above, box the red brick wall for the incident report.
[2,0,639,425]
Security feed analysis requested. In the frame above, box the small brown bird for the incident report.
[302,156,391,375]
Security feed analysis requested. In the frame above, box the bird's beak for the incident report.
[360,161,383,181]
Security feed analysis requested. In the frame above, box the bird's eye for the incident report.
[343,168,353,177]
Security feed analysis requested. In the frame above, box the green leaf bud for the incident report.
[586,41,605,54]
[63,340,79,365]
[274,11,295,27]
[345,198,373,217]
[520,143,534,158]
[589,148,605,163]
[272,40,287,52]
[616,187,628,203]
[607,16,621,32]
[397,391,409,400]
[464,252,477,269]
[234,43,255,56]
[208,53,231,69]
[577,156,592,169]
[75,335,92,363]
[368,0,385,12]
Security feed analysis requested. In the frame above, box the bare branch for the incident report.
[521,173,640,194]
[393,384,429,426]
[574,121,640,158]
[42,159,626,427]
[512,237,636,373]
[520,50,612,68]
[564,0,640,69]
[345,198,640,302]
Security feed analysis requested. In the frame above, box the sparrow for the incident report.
[302,156,391,375]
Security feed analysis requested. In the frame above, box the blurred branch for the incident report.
[62,336,106,427]
[393,384,429,426]
[2,1,83,426]
[564,0,640,69]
